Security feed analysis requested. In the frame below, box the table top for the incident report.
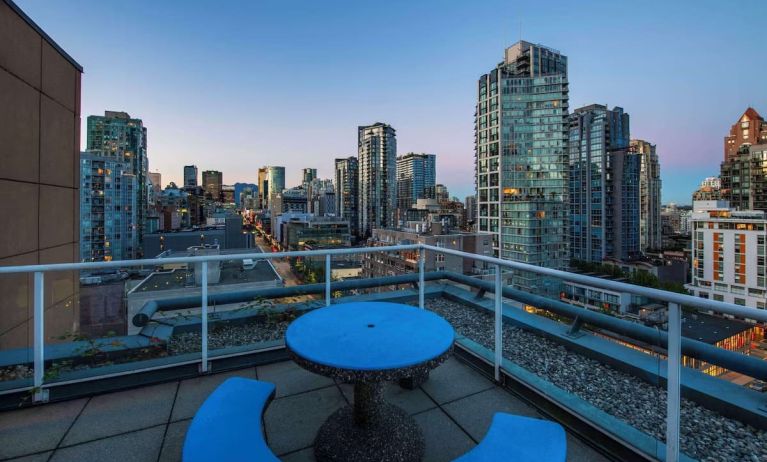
[286,302,454,372]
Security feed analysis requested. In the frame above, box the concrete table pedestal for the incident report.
[286,302,455,462]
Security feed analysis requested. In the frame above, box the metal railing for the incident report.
[2,243,767,462]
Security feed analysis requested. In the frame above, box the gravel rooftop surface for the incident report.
[168,320,289,355]
[418,298,767,462]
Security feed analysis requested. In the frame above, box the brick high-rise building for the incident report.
[202,170,223,201]
[724,108,767,162]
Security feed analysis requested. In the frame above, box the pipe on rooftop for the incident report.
[132,272,446,327]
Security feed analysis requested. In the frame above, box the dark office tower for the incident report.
[87,111,148,251]
[568,105,639,262]
[335,157,359,237]
[257,167,268,209]
[631,139,662,252]
[475,41,568,293]
[465,195,477,226]
[202,170,223,201]
[358,123,397,238]
[396,153,436,222]
[184,165,198,188]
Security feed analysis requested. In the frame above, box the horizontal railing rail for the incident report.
[0,244,423,274]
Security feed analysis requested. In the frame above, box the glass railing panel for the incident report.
[0,272,33,392]
[420,261,500,361]
[677,306,767,461]
[174,255,285,358]
[500,273,668,459]
[429,253,672,459]
[37,265,201,385]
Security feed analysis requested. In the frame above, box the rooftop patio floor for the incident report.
[0,356,609,462]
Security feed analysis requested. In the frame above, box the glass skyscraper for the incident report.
[631,139,662,252]
[475,41,569,292]
[335,157,359,237]
[358,123,397,238]
[258,166,285,210]
[80,151,138,262]
[183,165,198,188]
[569,104,640,262]
[86,111,148,255]
[302,168,318,186]
[396,153,436,221]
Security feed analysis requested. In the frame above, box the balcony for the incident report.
[1,244,766,462]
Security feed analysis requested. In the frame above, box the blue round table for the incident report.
[286,302,454,462]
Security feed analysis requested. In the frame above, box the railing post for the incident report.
[418,248,425,309]
[666,302,681,462]
[325,254,331,307]
[33,271,47,402]
[200,262,209,373]
[494,264,502,382]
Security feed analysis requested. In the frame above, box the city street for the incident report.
[253,234,317,303]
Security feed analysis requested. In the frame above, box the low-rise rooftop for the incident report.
[132,260,280,293]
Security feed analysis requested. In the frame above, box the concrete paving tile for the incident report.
[442,387,541,441]
[62,382,177,446]
[51,426,164,462]
[421,357,494,404]
[0,398,87,459]
[158,419,190,462]
[280,447,315,462]
[264,386,345,455]
[171,369,256,421]
[338,382,437,415]
[413,408,475,462]
[257,361,334,398]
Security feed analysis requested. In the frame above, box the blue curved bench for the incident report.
[455,413,567,462]
[183,377,279,462]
